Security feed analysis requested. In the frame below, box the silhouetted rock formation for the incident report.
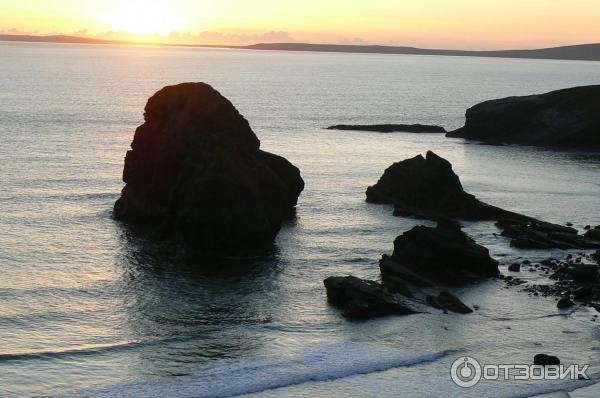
[323,276,417,319]
[447,85,600,148]
[367,151,600,249]
[366,151,526,221]
[380,221,499,286]
[326,124,446,133]
[114,83,304,254]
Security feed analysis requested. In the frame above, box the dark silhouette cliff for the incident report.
[448,85,600,148]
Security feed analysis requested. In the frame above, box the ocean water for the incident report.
[1,41,600,397]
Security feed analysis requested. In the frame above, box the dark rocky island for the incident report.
[114,82,304,254]
[380,221,500,286]
[447,85,600,148]
[366,151,600,249]
[326,124,446,133]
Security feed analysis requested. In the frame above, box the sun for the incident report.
[104,0,183,37]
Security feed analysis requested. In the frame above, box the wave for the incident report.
[0,341,146,362]
[53,342,452,398]
[0,335,205,363]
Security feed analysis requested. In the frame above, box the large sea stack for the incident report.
[447,85,600,148]
[114,83,304,254]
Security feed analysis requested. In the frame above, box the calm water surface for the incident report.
[1,42,600,397]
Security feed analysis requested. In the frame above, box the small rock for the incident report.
[557,297,574,309]
[534,354,560,366]
[508,263,521,272]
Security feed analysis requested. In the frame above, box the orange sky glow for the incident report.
[1,0,599,49]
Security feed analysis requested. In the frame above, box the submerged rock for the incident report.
[508,263,521,272]
[323,276,417,319]
[447,85,600,148]
[326,124,446,133]
[426,292,473,314]
[381,221,499,286]
[557,296,574,309]
[114,83,304,254]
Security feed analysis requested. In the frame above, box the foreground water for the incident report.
[1,41,600,397]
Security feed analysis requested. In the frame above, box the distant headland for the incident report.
[2,34,600,62]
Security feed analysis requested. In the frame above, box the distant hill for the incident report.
[246,42,600,61]
[2,34,600,62]
[0,34,122,45]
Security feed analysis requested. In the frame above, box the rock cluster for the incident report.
[325,221,492,318]
[499,220,600,250]
[514,253,600,311]
[114,83,304,255]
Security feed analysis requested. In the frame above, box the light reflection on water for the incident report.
[1,41,600,397]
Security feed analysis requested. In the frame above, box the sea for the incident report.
[1,41,600,397]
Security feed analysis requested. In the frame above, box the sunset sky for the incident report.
[1,0,599,49]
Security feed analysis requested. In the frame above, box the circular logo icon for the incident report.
[451,356,482,388]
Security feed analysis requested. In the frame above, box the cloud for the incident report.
[340,37,368,45]
[0,27,33,35]
[82,29,296,46]
[173,30,296,45]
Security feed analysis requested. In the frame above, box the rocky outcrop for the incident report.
[323,276,417,319]
[499,220,600,250]
[366,151,530,221]
[381,221,499,286]
[114,83,304,254]
[367,151,600,249]
[326,124,446,133]
[585,226,600,241]
[447,85,600,148]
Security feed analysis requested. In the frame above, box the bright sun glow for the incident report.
[103,0,183,37]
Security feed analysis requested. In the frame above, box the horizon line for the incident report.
[2,33,600,62]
